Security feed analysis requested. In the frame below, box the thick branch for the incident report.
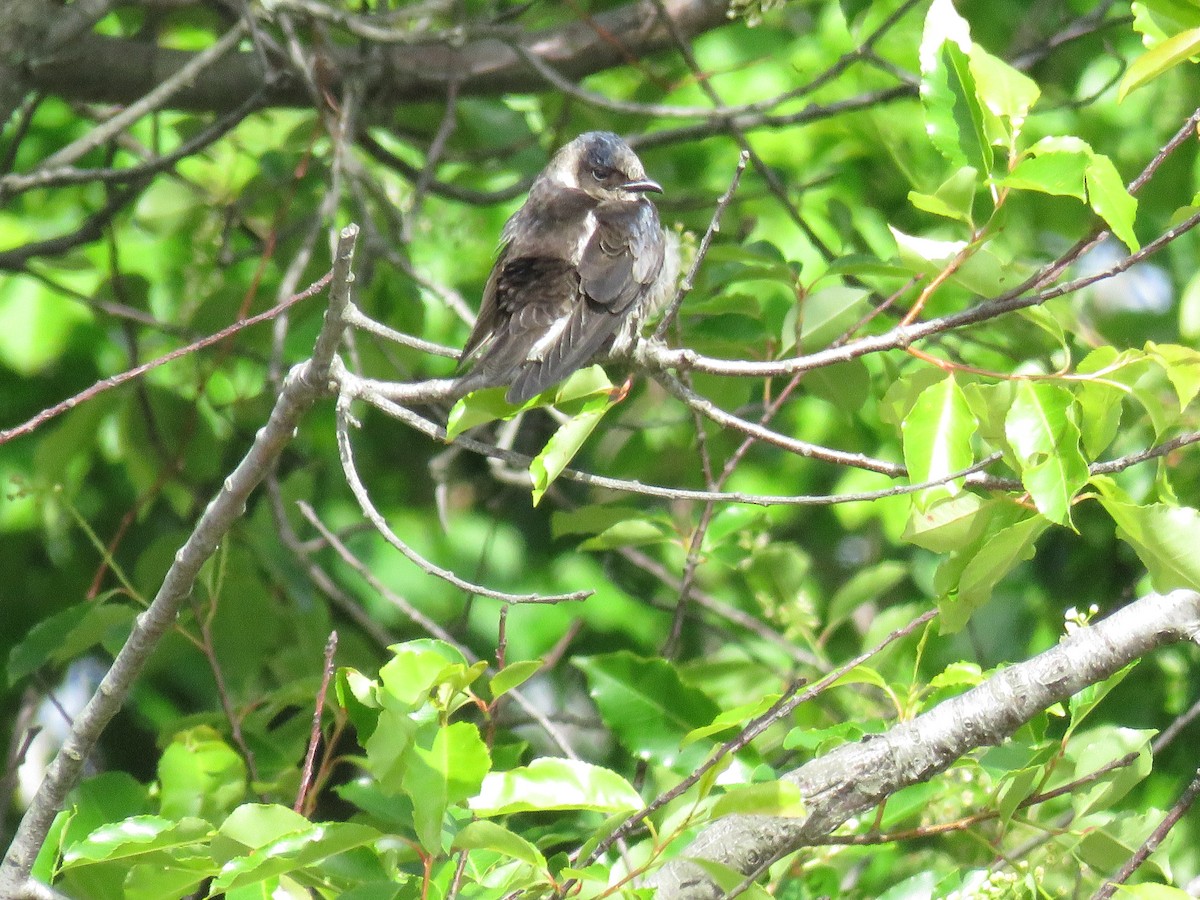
[24,0,730,113]
[648,590,1200,900]
[0,226,361,898]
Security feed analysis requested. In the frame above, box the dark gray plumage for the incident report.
[458,131,667,405]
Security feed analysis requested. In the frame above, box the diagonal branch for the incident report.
[0,225,362,898]
[648,590,1200,900]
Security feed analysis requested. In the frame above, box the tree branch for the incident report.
[647,590,1200,900]
[24,0,731,114]
[0,225,362,898]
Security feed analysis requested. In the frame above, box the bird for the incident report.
[457,131,668,405]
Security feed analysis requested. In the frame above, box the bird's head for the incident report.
[545,131,663,200]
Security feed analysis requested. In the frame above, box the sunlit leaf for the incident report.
[470,758,642,815]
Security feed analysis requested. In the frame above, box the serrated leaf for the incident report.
[888,227,1017,295]
[940,515,1049,633]
[210,822,382,891]
[452,820,546,869]
[826,562,907,627]
[682,695,779,746]
[1119,25,1200,101]
[798,285,870,350]
[1147,341,1200,409]
[470,758,642,815]
[903,492,987,552]
[7,600,134,686]
[218,804,311,849]
[578,518,674,551]
[1004,382,1088,526]
[920,0,992,172]
[1005,146,1088,200]
[902,375,976,510]
[1093,476,1200,591]
[551,504,646,539]
[61,816,212,868]
[908,166,978,224]
[688,859,775,900]
[967,47,1040,134]
[446,388,519,440]
[403,721,491,851]
[574,652,720,770]
[1085,153,1140,252]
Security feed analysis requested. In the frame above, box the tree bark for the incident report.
[22,0,731,114]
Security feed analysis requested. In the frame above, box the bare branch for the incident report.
[0,225,361,896]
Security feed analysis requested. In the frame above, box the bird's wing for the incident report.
[459,242,510,364]
[462,254,580,391]
[577,199,665,312]
[507,200,665,404]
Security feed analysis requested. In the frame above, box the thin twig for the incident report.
[295,631,339,815]
[39,23,247,171]
[580,608,938,868]
[335,387,591,605]
[0,272,332,446]
[1091,766,1200,900]
[652,151,748,340]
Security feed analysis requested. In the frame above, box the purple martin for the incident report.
[458,131,668,405]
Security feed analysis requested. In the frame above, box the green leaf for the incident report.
[1085,153,1140,252]
[939,514,1049,632]
[826,561,907,627]
[919,0,992,172]
[158,727,247,822]
[798,285,871,350]
[903,492,987,552]
[530,393,615,505]
[1094,476,1200,591]
[1004,142,1088,200]
[218,804,312,850]
[551,504,646,539]
[61,816,212,868]
[682,695,779,746]
[967,47,1040,136]
[1131,0,1200,45]
[7,600,134,685]
[909,166,979,225]
[1115,885,1196,899]
[578,518,674,551]
[1004,382,1088,526]
[687,859,774,900]
[1065,663,1137,739]
[574,652,720,770]
[210,822,382,892]
[1066,726,1154,817]
[446,388,519,440]
[888,226,1018,295]
[711,781,806,819]
[452,820,547,869]
[470,758,642,815]
[1147,341,1200,409]
[1119,25,1200,101]
[1003,137,1139,251]
[403,721,491,852]
[378,640,470,708]
[489,659,542,699]
[901,374,976,510]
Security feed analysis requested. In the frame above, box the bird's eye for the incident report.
[590,166,613,181]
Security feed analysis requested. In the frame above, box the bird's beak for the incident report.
[622,178,663,194]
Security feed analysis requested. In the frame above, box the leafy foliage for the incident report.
[3,0,1200,898]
